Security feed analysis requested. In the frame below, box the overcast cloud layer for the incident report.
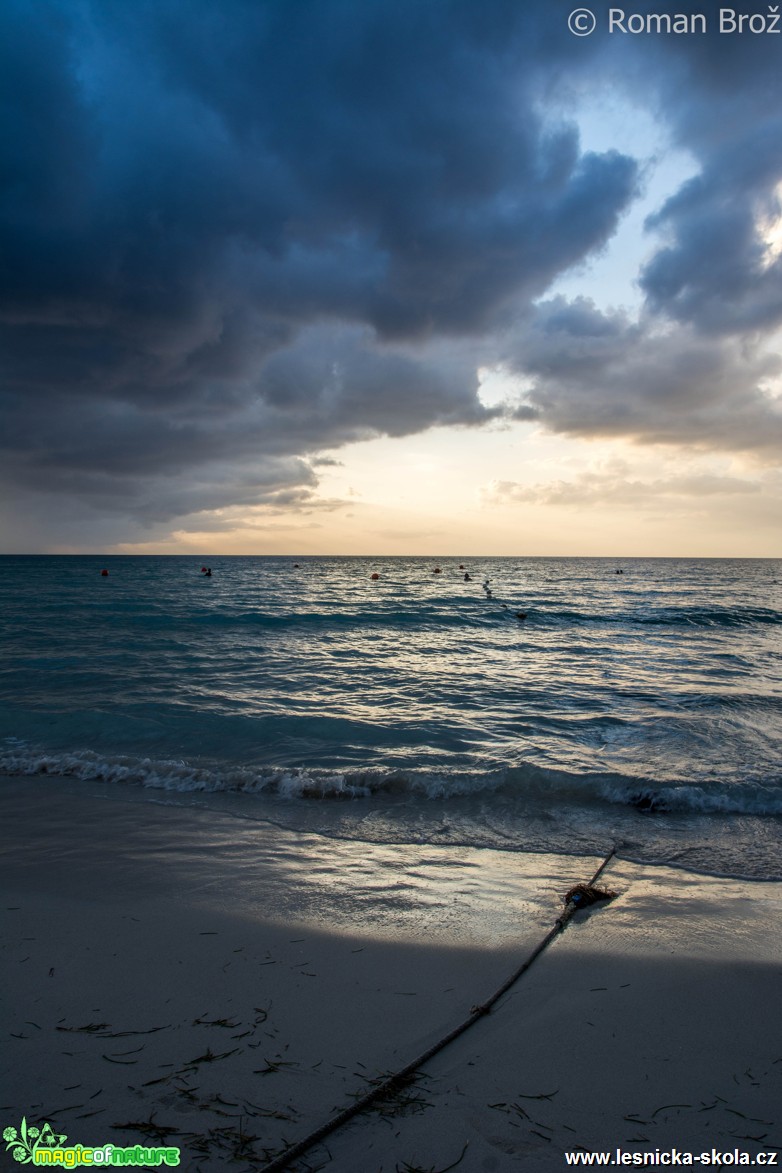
[1,0,781,547]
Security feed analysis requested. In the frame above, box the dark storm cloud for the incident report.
[0,0,638,538]
[640,126,782,335]
[2,0,782,547]
[0,323,487,523]
[505,297,782,454]
[620,11,782,336]
[258,326,488,436]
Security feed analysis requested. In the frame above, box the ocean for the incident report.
[1,555,780,881]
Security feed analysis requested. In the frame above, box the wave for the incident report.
[2,744,781,817]
[104,607,502,633]
[539,605,781,629]
[632,606,781,628]
[63,602,781,637]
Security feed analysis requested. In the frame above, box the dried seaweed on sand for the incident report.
[563,883,617,908]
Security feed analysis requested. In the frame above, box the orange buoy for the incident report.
[370,572,380,580]
[101,569,109,576]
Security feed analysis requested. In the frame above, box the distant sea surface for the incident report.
[1,555,780,880]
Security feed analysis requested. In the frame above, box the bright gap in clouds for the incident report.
[544,91,699,312]
[760,181,782,269]
[158,421,779,558]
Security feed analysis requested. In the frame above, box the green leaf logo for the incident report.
[3,1118,67,1164]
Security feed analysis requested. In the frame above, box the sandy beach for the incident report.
[2,775,780,1172]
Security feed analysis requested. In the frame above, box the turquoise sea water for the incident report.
[1,555,780,878]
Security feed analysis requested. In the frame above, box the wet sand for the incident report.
[1,776,780,1171]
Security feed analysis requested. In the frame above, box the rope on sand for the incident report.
[261,849,617,1173]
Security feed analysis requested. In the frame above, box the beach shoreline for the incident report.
[2,774,780,1171]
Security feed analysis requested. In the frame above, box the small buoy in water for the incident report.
[515,611,527,621]
[432,567,442,574]
[201,566,207,573]
[370,572,380,580]
[101,569,109,576]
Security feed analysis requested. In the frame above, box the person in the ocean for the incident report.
[464,573,471,581]
[630,791,667,812]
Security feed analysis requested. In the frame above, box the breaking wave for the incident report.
[3,744,781,817]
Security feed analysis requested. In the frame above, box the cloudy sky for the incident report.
[2,0,781,555]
